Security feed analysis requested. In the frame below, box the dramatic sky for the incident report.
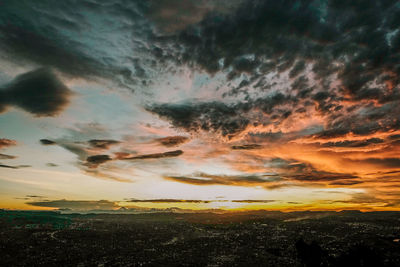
[1,0,400,211]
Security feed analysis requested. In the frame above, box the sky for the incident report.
[0,0,400,212]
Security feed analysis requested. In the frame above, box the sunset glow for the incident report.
[1,0,400,213]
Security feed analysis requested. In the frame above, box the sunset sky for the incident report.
[1,0,400,212]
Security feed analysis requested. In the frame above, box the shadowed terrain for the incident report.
[1,210,400,266]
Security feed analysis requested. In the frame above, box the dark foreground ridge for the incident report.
[1,210,400,266]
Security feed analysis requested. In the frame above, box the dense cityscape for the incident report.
[1,209,400,266]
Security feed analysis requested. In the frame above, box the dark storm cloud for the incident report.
[40,139,56,145]
[26,199,119,210]
[2,0,399,99]
[0,138,17,149]
[153,0,400,91]
[147,93,294,137]
[155,136,189,147]
[145,0,400,142]
[0,68,72,116]
[0,153,16,160]
[147,101,250,137]
[88,139,120,149]
[0,0,242,85]
[124,150,183,160]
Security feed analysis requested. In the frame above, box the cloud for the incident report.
[123,150,183,160]
[285,172,359,182]
[333,193,389,206]
[0,153,16,160]
[354,158,400,169]
[389,134,400,140]
[127,198,211,203]
[144,0,400,148]
[231,200,275,203]
[154,0,400,92]
[146,93,302,138]
[155,136,189,147]
[85,155,112,168]
[50,124,184,182]
[165,170,358,187]
[146,0,242,34]
[320,138,385,148]
[146,101,251,138]
[0,68,72,116]
[0,1,115,79]
[329,180,363,186]
[50,123,113,163]
[126,198,275,204]
[0,164,30,169]
[164,172,279,186]
[83,169,133,183]
[26,199,119,210]
[40,139,56,145]
[0,1,163,89]
[0,164,18,169]
[0,138,17,149]
[231,144,262,150]
[88,139,120,149]
[163,157,364,189]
